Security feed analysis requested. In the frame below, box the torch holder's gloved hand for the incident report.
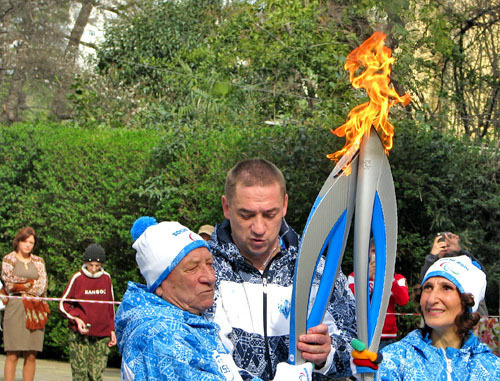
[350,338,383,379]
[272,361,313,381]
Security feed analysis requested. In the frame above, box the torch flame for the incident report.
[327,31,411,163]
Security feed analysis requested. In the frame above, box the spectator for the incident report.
[115,217,313,381]
[2,226,49,381]
[347,240,409,349]
[59,243,116,381]
[209,158,357,380]
[198,224,215,241]
[376,256,500,380]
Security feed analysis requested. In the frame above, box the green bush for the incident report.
[140,116,499,314]
[0,123,160,362]
[0,118,498,362]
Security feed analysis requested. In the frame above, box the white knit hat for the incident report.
[131,218,210,292]
[422,255,486,313]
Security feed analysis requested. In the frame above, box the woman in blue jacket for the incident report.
[377,255,499,380]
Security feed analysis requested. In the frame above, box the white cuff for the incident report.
[313,345,335,375]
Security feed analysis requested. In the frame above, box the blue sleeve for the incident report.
[376,343,405,380]
[123,324,227,381]
[324,271,357,378]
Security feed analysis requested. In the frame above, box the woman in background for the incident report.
[2,227,49,381]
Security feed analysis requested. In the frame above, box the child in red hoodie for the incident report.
[59,243,116,380]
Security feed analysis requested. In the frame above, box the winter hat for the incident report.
[83,243,106,263]
[422,255,486,313]
[130,217,210,292]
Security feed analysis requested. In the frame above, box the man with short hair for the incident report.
[209,158,357,380]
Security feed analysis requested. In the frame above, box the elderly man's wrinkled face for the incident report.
[155,247,216,315]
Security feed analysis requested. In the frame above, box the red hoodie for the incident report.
[59,265,115,338]
[348,272,409,339]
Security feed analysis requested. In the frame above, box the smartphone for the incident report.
[437,232,451,242]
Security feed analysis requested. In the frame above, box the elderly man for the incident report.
[209,158,357,380]
[115,217,311,381]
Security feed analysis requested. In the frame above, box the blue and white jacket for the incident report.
[378,329,500,380]
[115,281,254,381]
[208,219,357,380]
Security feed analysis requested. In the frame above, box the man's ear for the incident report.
[222,195,230,219]
[282,193,288,217]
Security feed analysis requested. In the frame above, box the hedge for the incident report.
[0,119,498,363]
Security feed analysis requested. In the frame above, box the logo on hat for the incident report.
[173,228,188,237]
[439,258,469,275]
[439,261,459,275]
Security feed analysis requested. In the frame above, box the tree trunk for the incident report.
[0,62,27,124]
[0,0,33,124]
[52,0,95,119]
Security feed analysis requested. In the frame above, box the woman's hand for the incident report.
[9,279,35,293]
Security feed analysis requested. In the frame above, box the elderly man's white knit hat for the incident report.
[421,255,486,312]
[130,217,210,292]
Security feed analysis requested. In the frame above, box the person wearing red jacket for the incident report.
[348,241,409,349]
[59,243,116,381]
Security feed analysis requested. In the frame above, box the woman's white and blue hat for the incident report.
[130,217,210,292]
[422,255,486,313]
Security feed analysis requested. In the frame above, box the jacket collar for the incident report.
[408,329,487,360]
[81,264,104,278]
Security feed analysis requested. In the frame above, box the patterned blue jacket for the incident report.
[378,329,500,380]
[208,219,357,380]
[115,281,255,381]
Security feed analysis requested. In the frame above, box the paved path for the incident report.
[0,354,120,380]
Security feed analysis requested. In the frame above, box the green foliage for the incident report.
[391,119,500,310]
[138,117,341,232]
[389,0,500,140]
[1,0,498,363]
[138,115,499,313]
[0,122,161,360]
[73,0,363,130]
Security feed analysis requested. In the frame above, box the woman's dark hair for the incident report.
[12,226,38,252]
[413,284,480,340]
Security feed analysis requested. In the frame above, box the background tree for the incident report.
[390,0,499,140]
[52,0,96,119]
[0,1,123,123]
[0,0,70,123]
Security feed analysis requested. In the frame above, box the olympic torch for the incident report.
[289,32,411,380]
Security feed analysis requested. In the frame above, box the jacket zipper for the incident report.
[442,348,452,381]
[262,274,274,379]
